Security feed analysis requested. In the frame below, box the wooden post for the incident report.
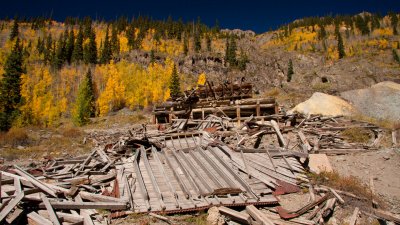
[256,99,260,117]
[169,107,174,123]
[236,103,241,127]
[201,108,205,120]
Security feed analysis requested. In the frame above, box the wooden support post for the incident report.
[236,104,241,127]
[131,150,151,211]
[40,193,61,225]
[0,192,24,223]
[246,205,274,225]
[219,206,252,224]
[14,166,57,198]
[256,99,260,117]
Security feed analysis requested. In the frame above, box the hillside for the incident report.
[0,13,399,128]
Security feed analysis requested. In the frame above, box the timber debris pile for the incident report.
[1,82,399,225]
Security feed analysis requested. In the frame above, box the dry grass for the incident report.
[341,127,371,143]
[311,171,372,199]
[0,127,30,147]
[61,126,83,138]
[350,114,396,130]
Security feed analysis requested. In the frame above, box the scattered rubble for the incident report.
[1,84,399,224]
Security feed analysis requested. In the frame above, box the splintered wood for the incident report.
[0,113,390,224]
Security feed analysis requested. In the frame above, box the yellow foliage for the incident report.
[119,34,129,53]
[366,39,389,49]
[97,60,126,116]
[197,73,206,86]
[373,28,393,37]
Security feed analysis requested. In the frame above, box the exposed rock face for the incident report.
[341,81,400,122]
[207,206,225,225]
[288,92,357,116]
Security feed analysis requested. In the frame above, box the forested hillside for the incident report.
[0,12,399,130]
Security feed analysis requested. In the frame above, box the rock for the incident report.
[341,81,400,122]
[207,206,225,225]
[383,155,390,160]
[288,92,357,116]
[17,146,25,150]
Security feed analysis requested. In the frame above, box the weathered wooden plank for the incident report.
[39,201,128,210]
[246,205,274,225]
[349,207,359,225]
[13,166,57,197]
[0,192,24,223]
[27,211,53,225]
[40,193,61,225]
[140,147,166,210]
[218,206,252,224]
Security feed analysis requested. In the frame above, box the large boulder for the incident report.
[288,92,357,116]
[340,81,400,122]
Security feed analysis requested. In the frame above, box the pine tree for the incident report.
[100,26,112,64]
[194,31,201,53]
[287,59,294,82]
[206,34,212,52]
[337,32,345,59]
[53,34,66,69]
[169,64,181,99]
[318,24,326,40]
[183,35,188,55]
[9,19,19,40]
[72,25,84,63]
[44,34,53,64]
[111,24,120,56]
[0,38,25,131]
[73,68,96,126]
[65,29,75,64]
[150,49,155,64]
[393,49,400,64]
[225,36,237,67]
[390,12,398,35]
[83,26,97,64]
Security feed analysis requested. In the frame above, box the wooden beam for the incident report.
[13,166,57,197]
[40,193,61,225]
[39,201,128,210]
[218,206,252,224]
[0,192,24,223]
[27,212,52,225]
[246,205,274,225]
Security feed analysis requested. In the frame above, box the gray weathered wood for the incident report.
[14,166,57,197]
[219,206,252,224]
[27,211,52,225]
[246,205,274,225]
[0,191,24,222]
[40,193,61,225]
[349,207,359,225]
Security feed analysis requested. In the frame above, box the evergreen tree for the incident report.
[337,32,345,59]
[72,26,84,63]
[390,12,398,35]
[183,35,188,55]
[0,38,25,131]
[73,68,96,126]
[225,36,237,67]
[53,34,66,69]
[149,49,155,64]
[83,27,97,64]
[100,26,112,64]
[194,31,201,53]
[287,59,294,82]
[318,24,326,40]
[44,34,53,64]
[9,19,19,40]
[169,64,181,99]
[206,34,212,52]
[393,49,400,64]
[65,29,75,64]
[111,24,120,56]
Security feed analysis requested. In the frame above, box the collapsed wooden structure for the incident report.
[153,82,278,123]
[1,112,397,224]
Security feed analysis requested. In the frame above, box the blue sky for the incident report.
[1,0,399,33]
